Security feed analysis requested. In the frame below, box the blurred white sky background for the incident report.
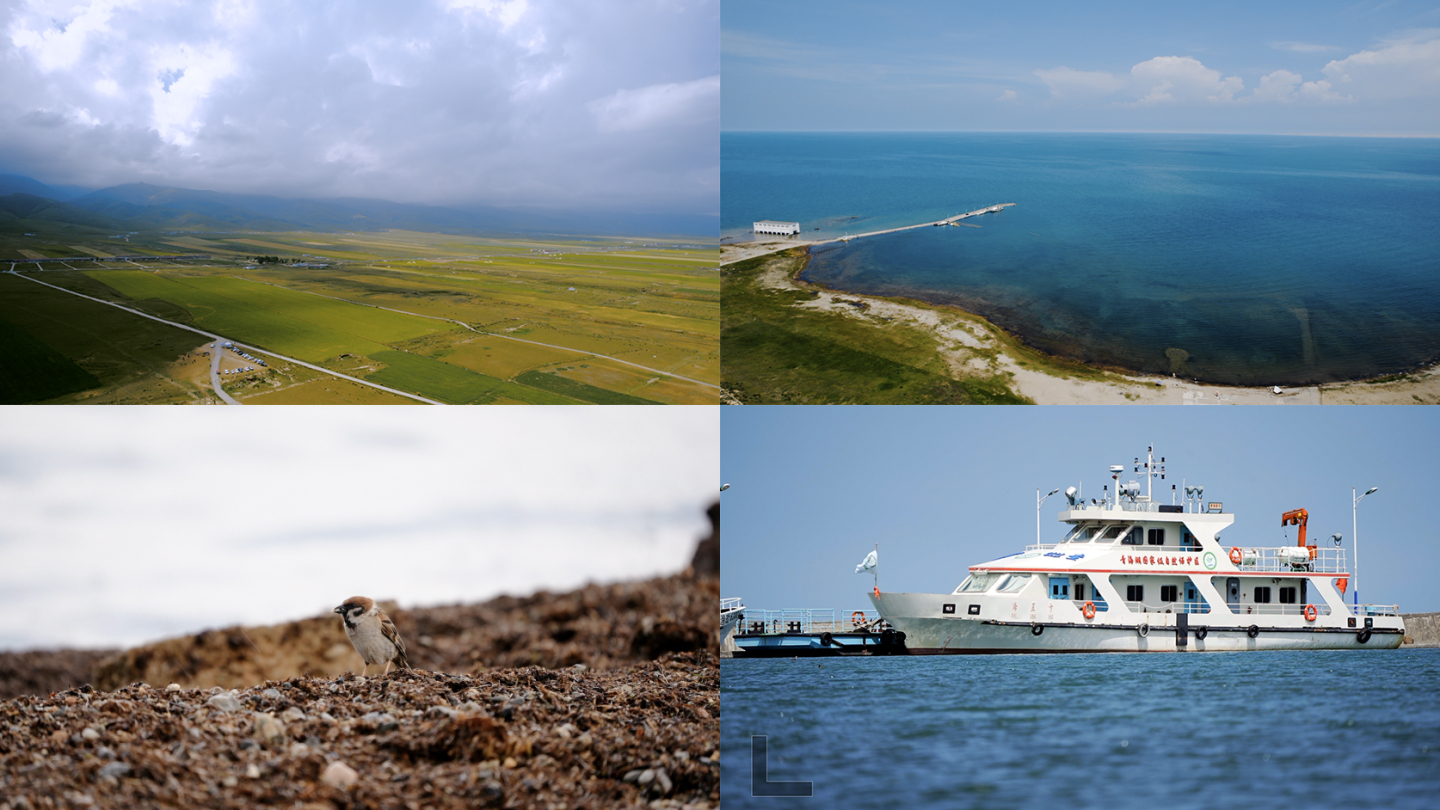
[0,406,718,650]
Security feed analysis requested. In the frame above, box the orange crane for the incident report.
[1281,508,1317,559]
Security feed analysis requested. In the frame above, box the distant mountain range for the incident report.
[0,173,716,237]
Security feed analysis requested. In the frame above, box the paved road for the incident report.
[7,271,445,405]
[208,341,241,405]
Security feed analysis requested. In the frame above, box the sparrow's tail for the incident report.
[395,651,412,669]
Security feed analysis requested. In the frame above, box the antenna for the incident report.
[1134,446,1166,501]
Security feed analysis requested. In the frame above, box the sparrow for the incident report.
[333,596,410,676]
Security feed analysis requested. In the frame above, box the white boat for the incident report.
[870,448,1404,653]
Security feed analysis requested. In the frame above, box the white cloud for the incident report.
[1321,30,1440,99]
[589,75,719,133]
[0,0,719,216]
[1271,41,1340,53]
[1128,56,1244,105]
[1250,69,1301,103]
[996,89,1017,102]
[1033,65,1127,97]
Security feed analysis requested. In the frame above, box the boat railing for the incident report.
[1121,600,1214,615]
[1229,546,1347,574]
[1068,598,1111,612]
[1222,603,1335,616]
[735,608,883,635]
[1350,604,1401,616]
[721,597,745,613]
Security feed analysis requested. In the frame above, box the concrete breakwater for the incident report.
[1401,612,1440,647]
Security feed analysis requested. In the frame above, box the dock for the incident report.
[724,608,911,658]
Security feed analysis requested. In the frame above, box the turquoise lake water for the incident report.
[721,133,1440,385]
[720,649,1440,810]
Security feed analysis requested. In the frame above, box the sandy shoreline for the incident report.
[732,246,1440,405]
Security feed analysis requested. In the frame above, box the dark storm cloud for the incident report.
[1,0,718,215]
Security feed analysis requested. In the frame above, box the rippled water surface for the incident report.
[721,133,1440,384]
[720,649,1440,810]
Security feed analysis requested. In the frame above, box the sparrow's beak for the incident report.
[332,606,343,614]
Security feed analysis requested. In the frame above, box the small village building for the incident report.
[753,220,800,236]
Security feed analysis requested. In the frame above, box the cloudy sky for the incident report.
[0,407,718,650]
[724,0,1440,135]
[0,0,718,216]
[722,407,1440,616]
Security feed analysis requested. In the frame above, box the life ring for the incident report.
[1357,628,1372,644]
[1031,623,1044,636]
[1195,627,1208,641]
[851,611,866,626]
[1082,601,1096,620]
[1137,623,1149,638]
[1247,625,1260,639]
[1229,547,1243,565]
[1304,604,1318,622]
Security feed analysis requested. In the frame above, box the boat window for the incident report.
[1126,584,1144,602]
[1062,525,1089,544]
[1160,585,1178,602]
[1279,587,1297,604]
[1254,587,1272,604]
[955,573,1000,593]
[996,574,1031,593]
[1101,525,1130,544]
[1147,528,1166,546]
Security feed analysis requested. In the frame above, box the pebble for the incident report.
[321,761,359,789]
[320,712,336,723]
[97,762,131,780]
[502,757,518,769]
[656,767,673,795]
[245,764,261,779]
[638,768,655,786]
[207,693,243,712]
[289,742,310,757]
[96,746,116,760]
[426,705,458,720]
[252,712,287,748]
[280,706,306,722]
[622,770,642,783]
[81,727,100,741]
[222,775,237,787]
[262,688,283,701]
[166,683,182,692]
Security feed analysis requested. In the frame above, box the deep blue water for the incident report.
[720,649,1440,810]
[722,133,1440,385]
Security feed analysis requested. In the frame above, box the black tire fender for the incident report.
[1031,623,1044,636]
[819,632,833,647]
[1357,628,1372,644]
[1195,627,1208,641]
[1247,625,1260,639]
[1137,623,1149,638]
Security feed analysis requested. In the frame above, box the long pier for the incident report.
[721,203,1016,265]
[825,203,1016,245]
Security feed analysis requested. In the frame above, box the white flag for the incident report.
[855,549,877,573]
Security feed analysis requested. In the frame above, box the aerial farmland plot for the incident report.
[1,230,718,405]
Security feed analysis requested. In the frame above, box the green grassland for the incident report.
[513,370,659,404]
[2,229,716,404]
[0,273,208,404]
[721,250,1029,404]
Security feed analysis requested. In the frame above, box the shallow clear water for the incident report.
[721,133,1440,384]
[720,649,1440,810]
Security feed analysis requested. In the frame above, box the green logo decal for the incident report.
[1202,551,1217,570]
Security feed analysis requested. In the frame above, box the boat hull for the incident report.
[871,593,1404,653]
